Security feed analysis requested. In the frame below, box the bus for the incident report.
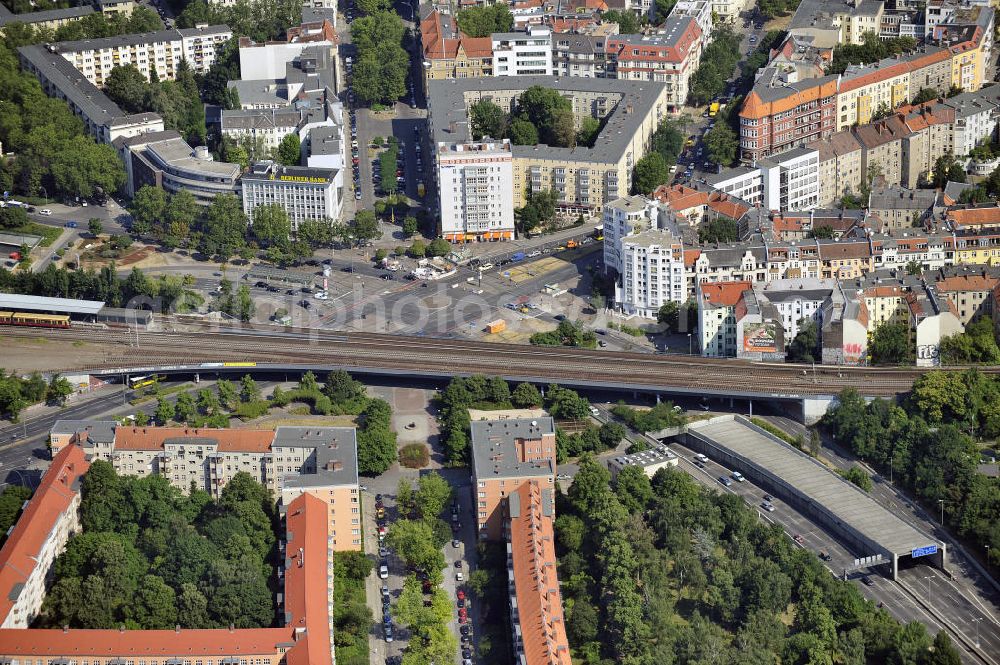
[129,375,160,389]
[592,225,604,241]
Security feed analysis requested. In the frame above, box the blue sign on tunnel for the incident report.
[911,545,938,558]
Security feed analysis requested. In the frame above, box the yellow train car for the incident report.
[0,311,71,328]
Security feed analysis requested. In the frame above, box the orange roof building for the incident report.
[0,456,333,664]
[420,9,493,82]
[947,204,1000,231]
[0,444,88,629]
[507,481,571,665]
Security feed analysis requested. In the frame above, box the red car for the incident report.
[457,590,465,601]
[458,615,467,624]
[458,608,467,618]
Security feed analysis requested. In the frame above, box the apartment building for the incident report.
[506,481,572,665]
[603,194,656,273]
[222,86,342,153]
[670,0,713,36]
[0,467,334,664]
[238,19,338,81]
[698,280,753,357]
[0,3,93,34]
[421,9,493,84]
[437,140,515,242]
[739,70,838,162]
[552,31,612,78]
[19,44,165,145]
[808,130,864,206]
[705,167,764,206]
[492,26,553,76]
[53,25,233,86]
[930,265,1000,324]
[759,147,821,211]
[946,85,999,157]
[49,422,362,550]
[0,445,88,629]
[606,17,702,113]
[740,25,989,162]
[471,417,556,541]
[617,228,687,317]
[242,161,341,228]
[787,0,884,46]
[428,76,669,217]
[868,184,937,229]
[710,0,753,20]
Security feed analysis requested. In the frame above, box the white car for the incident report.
[527,250,541,257]
[731,471,746,482]
[313,291,329,300]
[455,571,464,582]
[38,209,52,216]
[589,406,600,416]
[479,263,494,270]
[379,565,389,579]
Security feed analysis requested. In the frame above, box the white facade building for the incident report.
[945,87,999,158]
[241,161,341,229]
[759,147,821,211]
[53,25,233,86]
[437,140,515,242]
[492,27,553,76]
[617,228,687,318]
[705,167,764,205]
[670,0,713,36]
[602,195,656,274]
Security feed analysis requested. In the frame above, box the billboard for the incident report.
[743,322,778,354]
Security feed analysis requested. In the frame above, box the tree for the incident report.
[912,88,940,105]
[276,132,301,166]
[427,238,451,257]
[840,465,873,491]
[698,217,740,244]
[0,485,32,544]
[239,375,260,402]
[199,194,248,260]
[129,185,167,237]
[155,398,175,424]
[933,153,965,189]
[614,465,653,513]
[511,382,543,408]
[599,421,626,451]
[236,284,254,323]
[103,64,149,114]
[567,454,612,515]
[658,301,680,332]
[470,100,506,140]
[217,379,237,409]
[251,204,291,248]
[508,117,539,145]
[632,153,670,194]
[577,116,601,147]
[704,123,738,167]
[352,210,382,245]
[88,219,103,237]
[46,374,73,405]
[516,189,557,232]
[786,319,818,363]
[174,392,196,423]
[868,322,913,365]
[386,520,445,579]
[356,0,391,14]
[601,9,639,33]
[455,3,513,37]
[414,472,452,520]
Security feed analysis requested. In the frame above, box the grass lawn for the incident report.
[10,222,62,248]
[333,552,370,665]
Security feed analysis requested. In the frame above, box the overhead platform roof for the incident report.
[688,417,940,558]
[0,294,105,315]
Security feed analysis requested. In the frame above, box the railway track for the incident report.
[6,323,983,398]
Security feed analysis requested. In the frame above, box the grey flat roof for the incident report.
[428,75,666,164]
[0,4,93,27]
[0,232,42,249]
[275,426,359,488]
[51,420,117,444]
[611,444,677,468]
[18,44,125,129]
[146,138,242,178]
[688,417,940,557]
[0,293,105,315]
[53,25,231,53]
[246,264,315,286]
[471,416,555,480]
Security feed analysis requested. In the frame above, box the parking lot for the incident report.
[362,480,482,665]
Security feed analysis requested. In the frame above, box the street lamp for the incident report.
[923,575,932,599]
[938,499,947,526]
[972,616,983,649]
[688,332,693,355]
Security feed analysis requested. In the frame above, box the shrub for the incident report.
[399,443,430,468]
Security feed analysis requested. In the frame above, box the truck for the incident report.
[486,319,506,334]
[417,182,426,198]
[709,101,720,117]
[510,252,525,262]
[566,239,578,249]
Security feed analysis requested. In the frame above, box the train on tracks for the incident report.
[0,311,71,328]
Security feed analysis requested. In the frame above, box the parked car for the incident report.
[379,564,389,579]
[64,221,78,228]
[39,209,52,216]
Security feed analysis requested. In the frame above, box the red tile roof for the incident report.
[0,445,88,625]
[283,493,332,665]
[948,205,1000,228]
[934,274,1000,293]
[700,280,752,307]
[114,426,275,453]
[509,481,571,665]
[0,628,297,657]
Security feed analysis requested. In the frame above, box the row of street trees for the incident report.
[350,11,409,106]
